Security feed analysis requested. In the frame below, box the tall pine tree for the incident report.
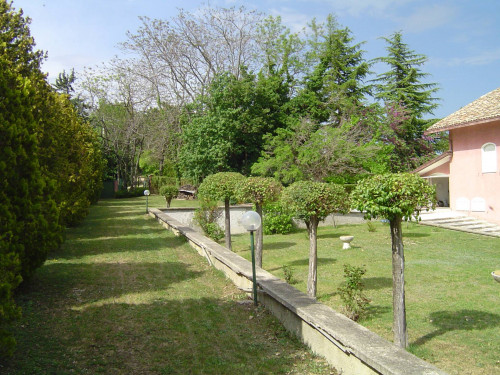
[372,31,441,171]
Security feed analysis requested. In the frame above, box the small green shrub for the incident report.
[194,199,224,242]
[151,176,178,194]
[366,220,377,232]
[337,264,370,321]
[263,202,295,235]
[115,187,146,199]
[282,264,297,285]
[159,185,179,208]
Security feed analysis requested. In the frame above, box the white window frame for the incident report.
[481,143,497,173]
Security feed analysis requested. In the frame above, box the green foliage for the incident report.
[236,177,282,205]
[150,176,177,194]
[366,221,377,232]
[253,114,385,185]
[263,202,295,235]
[337,264,370,321]
[350,173,436,221]
[179,70,291,180]
[0,0,65,356]
[281,181,349,223]
[193,199,224,242]
[114,187,147,199]
[38,91,104,226]
[282,264,297,285]
[159,185,179,207]
[298,15,371,125]
[198,172,245,202]
[373,31,439,119]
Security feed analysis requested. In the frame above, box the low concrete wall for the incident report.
[148,208,447,375]
[160,205,365,234]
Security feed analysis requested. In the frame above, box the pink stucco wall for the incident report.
[449,119,500,224]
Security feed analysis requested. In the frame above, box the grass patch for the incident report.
[2,198,335,375]
[231,220,500,375]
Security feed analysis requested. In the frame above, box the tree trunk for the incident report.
[390,215,408,348]
[224,198,232,250]
[307,217,319,298]
[255,203,263,268]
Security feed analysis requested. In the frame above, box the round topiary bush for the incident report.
[159,185,179,208]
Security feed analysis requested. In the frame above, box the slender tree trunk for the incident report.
[390,215,408,348]
[307,217,319,298]
[224,198,232,250]
[255,203,263,268]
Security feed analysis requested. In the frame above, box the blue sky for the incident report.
[13,0,500,119]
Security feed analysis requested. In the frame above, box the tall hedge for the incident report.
[0,1,103,356]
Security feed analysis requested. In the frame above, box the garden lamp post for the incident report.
[144,189,150,213]
[241,211,261,306]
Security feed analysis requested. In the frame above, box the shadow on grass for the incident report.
[365,304,391,318]
[7,297,331,374]
[364,277,392,290]
[412,309,500,347]
[403,232,430,238]
[263,241,297,250]
[287,257,337,267]
[52,228,187,260]
[317,232,351,239]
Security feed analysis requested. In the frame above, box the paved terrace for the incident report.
[419,208,500,238]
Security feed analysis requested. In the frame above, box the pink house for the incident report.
[415,87,500,224]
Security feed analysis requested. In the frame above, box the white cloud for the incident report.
[268,7,312,33]
[431,48,500,67]
[397,4,457,33]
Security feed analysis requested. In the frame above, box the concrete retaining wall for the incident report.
[160,205,365,234]
[148,208,447,375]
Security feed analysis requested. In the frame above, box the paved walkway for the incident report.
[419,208,500,238]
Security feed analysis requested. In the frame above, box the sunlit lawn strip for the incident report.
[3,198,334,375]
[231,220,500,375]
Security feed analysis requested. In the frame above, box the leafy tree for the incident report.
[281,181,348,297]
[236,177,282,267]
[159,185,178,208]
[197,172,245,250]
[179,70,290,180]
[350,173,436,347]
[252,115,384,184]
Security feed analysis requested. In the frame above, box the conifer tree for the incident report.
[292,15,371,125]
[372,31,441,171]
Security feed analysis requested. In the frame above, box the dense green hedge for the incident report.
[0,1,103,357]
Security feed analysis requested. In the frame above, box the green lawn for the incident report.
[229,218,500,375]
[2,198,334,374]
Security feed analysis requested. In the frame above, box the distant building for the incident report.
[415,87,500,224]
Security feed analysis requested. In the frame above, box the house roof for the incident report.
[425,87,500,134]
[413,151,452,176]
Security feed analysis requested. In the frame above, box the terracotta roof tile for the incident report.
[426,87,500,134]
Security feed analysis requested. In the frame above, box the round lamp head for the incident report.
[144,190,150,196]
[241,211,261,231]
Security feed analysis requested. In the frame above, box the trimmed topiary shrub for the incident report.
[198,172,245,250]
[159,185,179,208]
